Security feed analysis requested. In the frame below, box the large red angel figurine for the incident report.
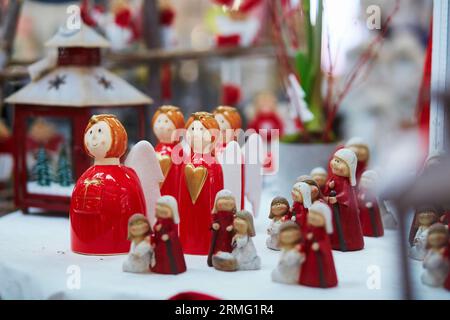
[324,148,365,252]
[152,106,185,199]
[299,201,338,288]
[358,170,384,238]
[151,195,186,275]
[70,114,163,255]
[178,112,224,255]
[207,189,236,267]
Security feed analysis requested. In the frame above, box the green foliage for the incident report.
[33,146,52,187]
[56,147,73,187]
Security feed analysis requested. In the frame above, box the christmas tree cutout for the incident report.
[33,146,52,186]
[56,147,73,187]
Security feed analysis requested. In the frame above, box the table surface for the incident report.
[0,188,448,300]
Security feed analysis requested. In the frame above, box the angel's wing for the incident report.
[125,140,164,225]
[242,133,264,217]
[217,141,243,210]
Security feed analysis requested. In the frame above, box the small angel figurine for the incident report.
[123,214,153,273]
[409,207,439,261]
[151,196,187,275]
[152,106,185,198]
[289,182,312,229]
[70,114,163,255]
[208,189,237,267]
[213,210,261,271]
[358,170,384,238]
[421,223,449,287]
[213,106,242,152]
[310,167,328,195]
[178,112,224,255]
[299,201,338,288]
[345,137,370,183]
[271,221,305,285]
[324,148,365,252]
[266,197,290,251]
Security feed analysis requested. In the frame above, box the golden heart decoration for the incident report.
[184,164,208,204]
[159,155,173,181]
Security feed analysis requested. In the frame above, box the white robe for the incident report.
[122,240,153,273]
[266,219,283,251]
[409,226,428,261]
[421,250,449,287]
[232,235,261,271]
[272,249,304,284]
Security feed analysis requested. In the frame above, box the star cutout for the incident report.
[96,75,113,90]
[48,75,66,90]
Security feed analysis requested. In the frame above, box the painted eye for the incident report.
[200,127,204,131]
[165,120,168,123]
[98,128,102,133]
[90,130,93,135]
[191,127,194,131]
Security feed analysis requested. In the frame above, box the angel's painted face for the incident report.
[233,217,248,235]
[186,120,213,153]
[129,220,150,238]
[156,204,173,219]
[271,203,288,216]
[312,174,327,188]
[215,113,232,144]
[216,197,236,212]
[85,121,112,160]
[307,210,325,228]
[279,228,301,248]
[153,113,176,143]
[331,156,350,178]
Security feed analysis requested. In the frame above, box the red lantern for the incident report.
[6,24,152,214]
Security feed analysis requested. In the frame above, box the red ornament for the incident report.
[221,83,242,106]
[248,111,284,141]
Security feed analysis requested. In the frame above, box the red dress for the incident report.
[151,218,186,275]
[299,226,338,288]
[179,153,224,255]
[358,187,384,237]
[248,112,284,142]
[324,175,364,251]
[70,165,146,255]
[155,142,181,198]
[210,210,235,254]
[288,202,309,230]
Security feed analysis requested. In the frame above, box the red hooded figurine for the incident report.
[299,201,338,288]
[358,170,384,238]
[345,137,370,184]
[324,148,365,252]
[178,113,224,255]
[151,195,186,275]
[288,182,312,230]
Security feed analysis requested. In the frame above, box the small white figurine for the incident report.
[421,224,450,287]
[266,197,290,251]
[409,208,439,261]
[271,221,305,285]
[122,214,153,273]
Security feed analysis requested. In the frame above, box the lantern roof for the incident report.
[45,23,110,48]
[5,66,153,107]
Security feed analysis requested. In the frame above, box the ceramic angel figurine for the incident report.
[266,197,290,251]
[358,170,384,238]
[409,207,439,261]
[213,210,261,271]
[151,196,186,275]
[289,182,312,229]
[152,106,185,198]
[70,114,163,255]
[324,148,365,252]
[208,189,237,267]
[178,112,224,255]
[271,221,305,284]
[123,214,153,273]
[310,167,328,195]
[421,224,449,287]
[299,201,338,288]
[345,137,370,183]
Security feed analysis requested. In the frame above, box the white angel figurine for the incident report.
[409,210,438,261]
[70,114,163,255]
[123,214,153,273]
[272,221,305,285]
[266,197,290,251]
[421,224,450,287]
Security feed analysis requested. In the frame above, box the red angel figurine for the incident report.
[299,201,338,288]
[207,189,237,266]
[152,106,185,199]
[179,112,224,255]
[310,167,328,195]
[70,115,163,255]
[345,137,370,183]
[358,170,384,238]
[324,148,365,252]
[151,196,186,275]
[288,182,312,230]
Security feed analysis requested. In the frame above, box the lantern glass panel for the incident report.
[25,116,74,196]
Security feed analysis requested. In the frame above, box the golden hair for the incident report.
[152,105,185,130]
[84,114,128,159]
[235,210,256,237]
[185,112,220,143]
[127,213,152,240]
[213,106,242,130]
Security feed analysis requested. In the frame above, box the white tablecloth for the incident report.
[0,190,448,300]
